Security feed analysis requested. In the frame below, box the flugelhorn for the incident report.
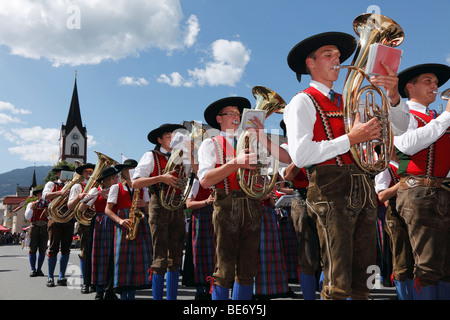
[160,121,209,210]
[235,86,286,199]
[339,13,404,175]
[74,151,119,226]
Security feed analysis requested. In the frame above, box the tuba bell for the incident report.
[47,162,84,224]
[339,13,405,175]
[74,151,119,226]
[160,120,209,210]
[235,86,286,199]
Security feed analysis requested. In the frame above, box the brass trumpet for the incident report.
[235,86,286,199]
[433,88,450,100]
[340,13,404,175]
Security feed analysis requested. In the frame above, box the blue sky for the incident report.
[0,0,449,174]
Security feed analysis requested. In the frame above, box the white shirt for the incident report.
[284,80,411,169]
[394,101,450,156]
[42,180,65,201]
[132,147,171,180]
[68,179,89,203]
[197,130,242,182]
[374,160,399,194]
[107,183,150,205]
[24,203,34,221]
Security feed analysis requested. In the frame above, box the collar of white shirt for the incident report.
[406,100,428,114]
[310,80,335,98]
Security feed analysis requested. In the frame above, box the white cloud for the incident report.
[0,101,31,125]
[0,0,200,67]
[118,76,149,86]
[158,39,251,87]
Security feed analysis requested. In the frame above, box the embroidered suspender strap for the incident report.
[212,136,231,195]
[411,114,435,177]
[303,91,345,167]
[387,166,399,185]
[151,150,163,176]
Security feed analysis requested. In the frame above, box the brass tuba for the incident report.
[74,151,119,226]
[235,86,286,199]
[160,121,209,210]
[339,13,404,175]
[47,162,84,223]
[126,188,144,241]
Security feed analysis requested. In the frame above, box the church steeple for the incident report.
[59,72,87,165]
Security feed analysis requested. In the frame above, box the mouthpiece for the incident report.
[433,91,440,94]
[233,120,240,125]
[333,65,341,71]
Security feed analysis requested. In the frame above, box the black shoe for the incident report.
[30,270,37,277]
[36,270,45,277]
[104,291,119,300]
[81,285,90,294]
[46,278,55,287]
[95,292,104,300]
[57,278,67,286]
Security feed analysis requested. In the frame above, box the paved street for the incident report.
[0,243,397,301]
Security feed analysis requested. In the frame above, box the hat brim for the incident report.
[287,32,357,77]
[204,97,251,130]
[147,124,187,145]
[398,63,450,98]
[75,163,95,175]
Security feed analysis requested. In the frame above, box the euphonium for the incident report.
[339,13,405,175]
[74,151,119,226]
[47,162,84,223]
[160,121,208,210]
[126,188,144,241]
[235,86,286,199]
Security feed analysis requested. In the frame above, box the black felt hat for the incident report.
[204,97,251,130]
[287,32,357,82]
[32,187,43,195]
[398,63,450,98]
[147,123,187,145]
[114,159,138,172]
[97,166,120,182]
[75,163,95,175]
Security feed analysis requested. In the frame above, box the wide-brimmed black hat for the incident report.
[287,32,357,82]
[147,123,187,145]
[32,187,43,196]
[75,163,95,175]
[115,159,138,172]
[398,63,450,98]
[97,166,121,182]
[52,165,72,172]
[204,97,251,130]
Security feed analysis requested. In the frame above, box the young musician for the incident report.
[42,164,73,288]
[198,97,260,300]
[67,162,95,294]
[283,32,410,299]
[105,163,152,300]
[24,187,48,277]
[394,63,450,299]
[132,123,187,300]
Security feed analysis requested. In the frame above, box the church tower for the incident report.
[59,73,87,165]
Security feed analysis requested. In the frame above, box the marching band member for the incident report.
[105,162,152,300]
[42,164,73,288]
[132,123,187,300]
[185,178,214,300]
[24,187,48,278]
[77,165,120,300]
[67,162,95,294]
[198,97,260,300]
[284,32,410,300]
[375,150,414,300]
[394,63,450,299]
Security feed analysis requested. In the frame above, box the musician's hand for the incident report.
[162,171,180,188]
[136,199,146,208]
[247,116,265,140]
[77,193,88,200]
[119,218,132,229]
[235,148,258,170]
[100,189,109,198]
[60,189,70,197]
[347,113,381,146]
[370,62,401,106]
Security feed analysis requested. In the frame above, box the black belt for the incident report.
[293,187,307,199]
